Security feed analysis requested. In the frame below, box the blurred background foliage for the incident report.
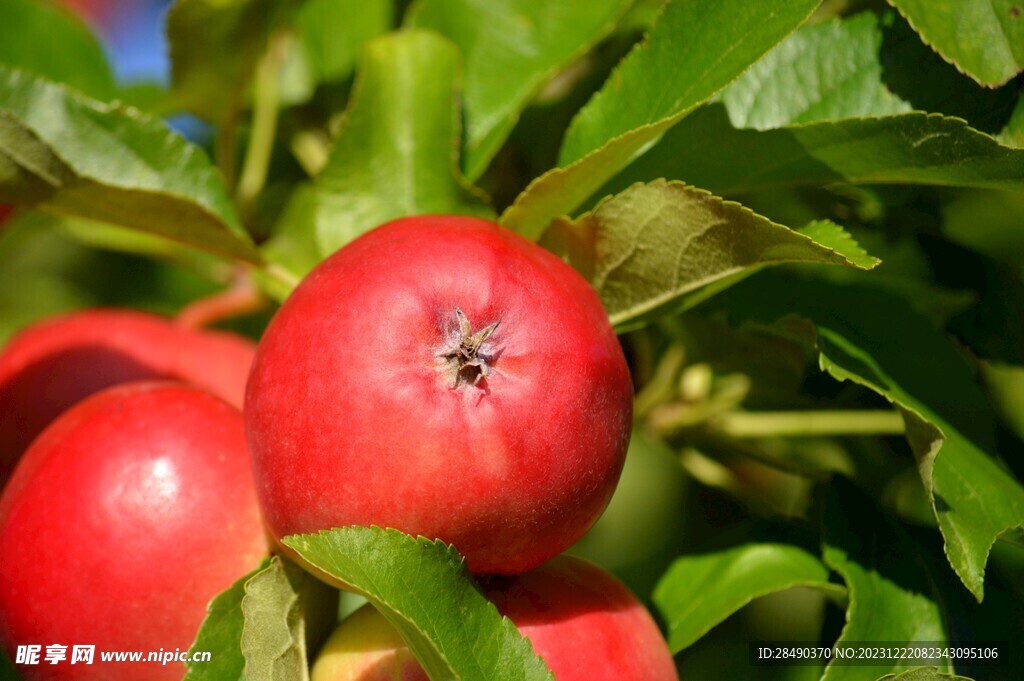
[1,1,1023,678]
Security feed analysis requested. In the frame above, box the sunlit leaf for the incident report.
[655,542,844,653]
[501,0,819,240]
[285,527,554,681]
[605,106,1024,197]
[184,560,270,681]
[886,0,1024,87]
[0,67,259,262]
[313,30,492,257]
[542,180,878,330]
[408,0,631,180]
[720,12,911,130]
[240,557,338,681]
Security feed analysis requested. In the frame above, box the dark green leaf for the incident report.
[0,67,259,262]
[0,0,115,100]
[559,0,821,165]
[261,183,320,282]
[240,557,339,681]
[167,0,300,123]
[821,479,950,681]
[296,0,392,84]
[876,12,1018,135]
[500,0,820,240]
[605,105,1024,197]
[407,0,631,181]
[654,542,844,653]
[313,30,492,257]
[542,180,878,331]
[720,274,1024,601]
[1000,96,1024,147]
[717,10,1017,134]
[185,560,270,681]
[284,527,554,681]
[719,12,911,130]
[886,0,1024,87]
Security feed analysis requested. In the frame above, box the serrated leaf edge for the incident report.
[284,526,554,681]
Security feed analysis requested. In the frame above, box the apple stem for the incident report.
[176,273,266,330]
[708,410,906,438]
[237,30,288,222]
[436,308,500,388]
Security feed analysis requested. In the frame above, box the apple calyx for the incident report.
[437,307,500,388]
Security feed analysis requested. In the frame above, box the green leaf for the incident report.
[541,180,878,331]
[0,212,97,344]
[875,12,1018,135]
[185,560,270,681]
[605,105,1024,197]
[167,0,300,123]
[407,0,631,181]
[240,557,339,681]
[886,0,1024,87]
[261,183,320,282]
[796,221,880,270]
[500,0,820,241]
[821,479,950,681]
[654,542,844,653]
[0,0,115,101]
[284,527,554,681]
[1000,96,1024,147]
[942,189,1024,268]
[296,0,392,84]
[717,10,1017,135]
[980,361,1024,443]
[313,30,492,257]
[720,274,1024,601]
[877,669,975,681]
[0,67,259,263]
[719,12,912,130]
[560,0,821,165]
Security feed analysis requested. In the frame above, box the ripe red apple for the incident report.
[0,382,268,680]
[246,215,633,574]
[0,309,256,485]
[310,556,679,680]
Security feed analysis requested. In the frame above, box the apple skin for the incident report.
[311,556,679,680]
[0,382,268,680]
[246,216,633,575]
[0,309,256,485]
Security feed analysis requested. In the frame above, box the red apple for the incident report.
[0,309,256,485]
[246,216,633,574]
[0,382,268,680]
[310,556,679,680]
